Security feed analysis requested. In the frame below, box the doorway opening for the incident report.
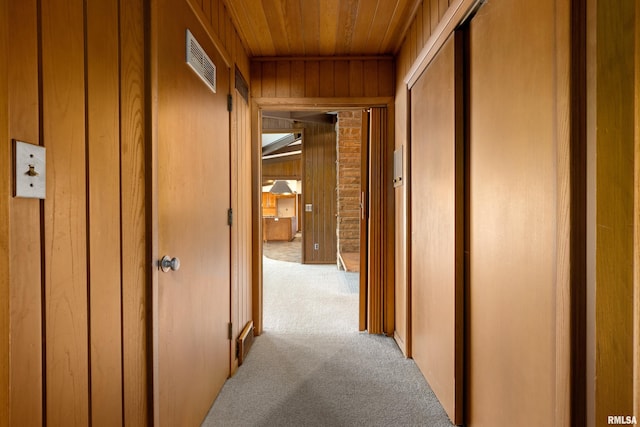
[260,110,363,334]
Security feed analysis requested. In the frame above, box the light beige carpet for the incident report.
[202,257,453,427]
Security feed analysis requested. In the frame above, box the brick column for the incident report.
[336,111,362,258]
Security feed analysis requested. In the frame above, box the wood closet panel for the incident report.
[467,0,565,425]
[410,35,462,424]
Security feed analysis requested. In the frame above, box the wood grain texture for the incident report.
[7,0,43,425]
[394,77,409,356]
[635,1,640,419]
[154,0,231,422]
[189,0,250,78]
[251,58,395,100]
[86,0,124,424]
[0,0,10,424]
[633,0,640,414]
[230,82,253,375]
[119,0,149,424]
[225,0,419,57]
[41,0,89,424]
[302,122,337,263]
[360,111,369,332]
[467,1,561,425]
[593,0,636,422]
[251,103,264,335]
[261,119,337,264]
[410,35,462,424]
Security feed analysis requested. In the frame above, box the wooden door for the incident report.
[359,111,369,331]
[153,0,231,424]
[467,0,566,425]
[410,34,463,425]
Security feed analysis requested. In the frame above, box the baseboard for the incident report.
[237,321,255,365]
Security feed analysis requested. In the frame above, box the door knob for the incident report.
[159,255,181,273]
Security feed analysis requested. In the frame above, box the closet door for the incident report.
[467,0,567,425]
[410,33,464,424]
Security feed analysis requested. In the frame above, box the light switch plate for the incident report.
[14,140,46,199]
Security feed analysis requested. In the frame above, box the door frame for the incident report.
[251,98,395,336]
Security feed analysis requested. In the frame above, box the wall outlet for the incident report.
[314,243,319,250]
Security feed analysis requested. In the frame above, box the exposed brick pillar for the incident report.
[336,111,362,259]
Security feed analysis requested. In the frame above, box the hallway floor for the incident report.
[202,257,453,426]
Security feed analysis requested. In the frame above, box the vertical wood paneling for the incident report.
[423,0,432,48]
[276,61,291,97]
[439,0,449,19]
[368,108,384,334]
[7,0,43,425]
[319,61,335,97]
[251,62,263,98]
[305,61,320,97]
[593,0,636,421]
[378,59,394,97]
[334,61,350,97]
[41,0,89,424]
[430,0,440,31]
[635,1,640,419]
[298,122,337,264]
[349,60,364,97]
[251,58,394,100]
[394,84,409,356]
[290,60,305,97]
[262,62,276,97]
[0,0,10,424]
[119,0,148,423]
[363,60,379,97]
[86,0,123,424]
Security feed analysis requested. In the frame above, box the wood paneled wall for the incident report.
[251,57,394,101]
[587,0,637,424]
[230,82,252,375]
[393,0,455,357]
[262,118,337,264]
[262,157,302,181]
[2,0,147,425]
[187,0,250,81]
[0,0,9,423]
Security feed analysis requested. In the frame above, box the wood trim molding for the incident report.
[634,0,640,418]
[0,0,9,423]
[404,0,484,89]
[252,55,394,62]
[555,0,573,424]
[254,97,394,110]
[252,98,394,337]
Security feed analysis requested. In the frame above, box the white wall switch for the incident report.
[14,140,46,199]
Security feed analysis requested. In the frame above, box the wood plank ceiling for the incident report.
[223,0,422,57]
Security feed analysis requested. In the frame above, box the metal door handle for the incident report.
[159,255,181,272]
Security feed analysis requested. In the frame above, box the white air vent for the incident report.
[186,29,216,93]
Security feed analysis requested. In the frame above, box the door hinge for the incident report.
[227,94,233,112]
[227,208,233,226]
[228,322,233,340]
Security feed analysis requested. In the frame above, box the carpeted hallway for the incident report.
[202,257,453,427]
